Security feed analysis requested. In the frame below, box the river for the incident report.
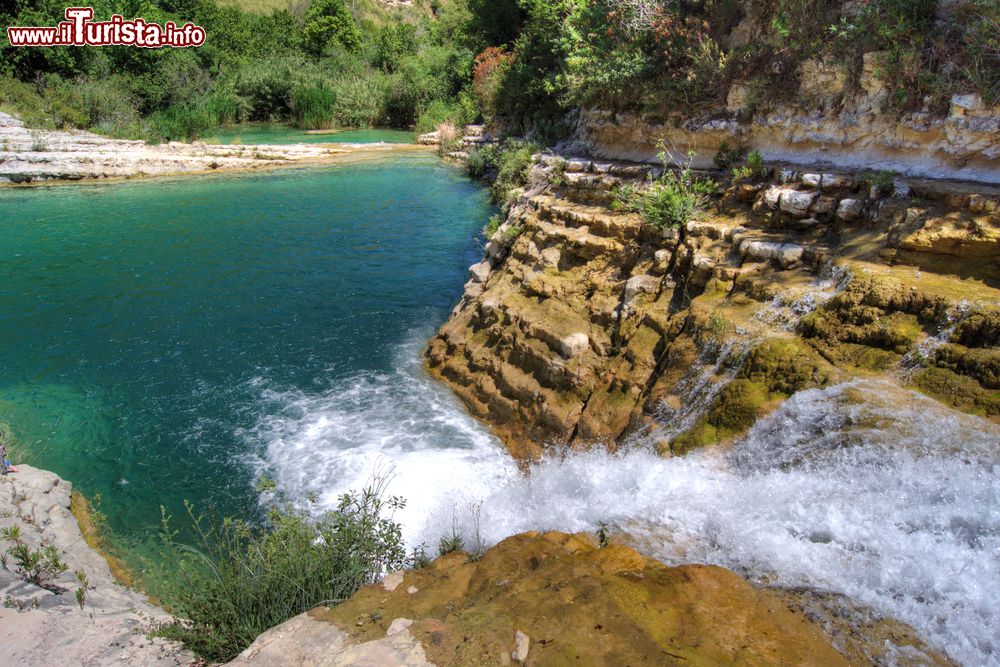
[0,152,996,665]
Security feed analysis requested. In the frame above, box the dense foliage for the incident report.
[477,0,1000,133]
[2,0,995,141]
[0,0,481,140]
[156,482,408,662]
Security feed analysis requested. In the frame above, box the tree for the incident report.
[303,0,361,55]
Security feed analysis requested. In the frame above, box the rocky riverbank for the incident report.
[226,531,951,666]
[0,112,421,184]
[0,466,191,666]
[425,151,999,459]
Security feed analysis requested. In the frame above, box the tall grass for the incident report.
[291,85,337,129]
[156,478,408,662]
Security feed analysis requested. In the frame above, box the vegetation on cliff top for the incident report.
[4,1,996,142]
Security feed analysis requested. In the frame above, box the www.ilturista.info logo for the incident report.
[7,7,205,48]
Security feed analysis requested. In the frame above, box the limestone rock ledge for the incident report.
[425,156,999,458]
[227,532,950,666]
[0,466,191,667]
[0,112,409,184]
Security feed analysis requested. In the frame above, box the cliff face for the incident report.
[425,156,999,458]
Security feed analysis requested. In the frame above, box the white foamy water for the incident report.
[246,338,519,535]
[255,341,1000,666]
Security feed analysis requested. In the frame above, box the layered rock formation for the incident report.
[0,112,416,184]
[563,14,1000,185]
[426,156,999,458]
[227,531,949,666]
[0,466,190,666]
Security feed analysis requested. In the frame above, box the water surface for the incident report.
[0,156,494,550]
[205,125,415,145]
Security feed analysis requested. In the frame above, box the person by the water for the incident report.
[0,439,15,474]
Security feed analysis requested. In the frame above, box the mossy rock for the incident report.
[912,366,1000,417]
[707,379,770,432]
[800,308,922,355]
[812,341,901,372]
[828,275,948,321]
[739,339,830,394]
[308,532,860,667]
[670,422,719,455]
[950,309,1000,348]
[932,343,1000,389]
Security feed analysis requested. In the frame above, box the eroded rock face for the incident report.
[425,158,1000,458]
[0,466,191,667]
[569,90,1000,184]
[229,532,946,666]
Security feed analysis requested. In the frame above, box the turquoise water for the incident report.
[0,155,494,556]
[205,125,415,145]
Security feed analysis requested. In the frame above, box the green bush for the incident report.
[157,482,408,662]
[465,146,488,177]
[483,139,539,205]
[614,155,715,235]
[304,0,362,55]
[6,542,68,590]
[330,74,389,127]
[291,86,337,129]
[415,96,476,135]
[732,150,767,183]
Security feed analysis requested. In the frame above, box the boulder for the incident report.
[780,190,819,218]
[837,198,865,222]
[558,332,591,359]
[467,260,492,284]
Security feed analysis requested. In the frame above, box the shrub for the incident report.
[732,150,767,183]
[472,47,513,118]
[330,74,389,127]
[415,98,475,135]
[465,146,488,177]
[436,122,462,155]
[6,543,67,590]
[713,141,743,170]
[291,85,337,129]
[960,0,1000,103]
[614,148,715,236]
[157,482,408,662]
[484,213,504,238]
[486,139,539,205]
[304,0,362,55]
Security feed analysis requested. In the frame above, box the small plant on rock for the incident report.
[713,141,743,170]
[732,150,767,183]
[438,530,464,556]
[614,152,715,237]
[30,131,47,152]
[484,213,504,239]
[597,522,609,548]
[74,569,89,609]
[7,543,68,590]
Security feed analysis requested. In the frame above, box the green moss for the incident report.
[951,310,1000,348]
[707,379,769,432]
[739,339,829,394]
[912,366,1000,417]
[932,344,1000,390]
[813,342,901,372]
[670,423,719,456]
